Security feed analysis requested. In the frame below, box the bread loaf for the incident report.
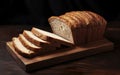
[48,11,107,45]
[10,10,107,58]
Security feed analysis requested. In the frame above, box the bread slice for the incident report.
[31,28,60,47]
[12,37,35,58]
[18,34,41,52]
[23,30,50,47]
[31,27,74,47]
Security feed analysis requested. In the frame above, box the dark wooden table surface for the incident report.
[0,21,120,75]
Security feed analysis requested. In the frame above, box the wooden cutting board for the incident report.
[6,39,113,72]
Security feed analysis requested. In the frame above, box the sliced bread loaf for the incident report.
[48,11,107,45]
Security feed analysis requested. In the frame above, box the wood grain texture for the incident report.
[0,22,119,75]
[6,39,113,72]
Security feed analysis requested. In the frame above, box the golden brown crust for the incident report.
[65,12,80,25]
[77,11,93,42]
[64,11,88,44]
[79,11,94,41]
[72,11,107,41]
[69,11,87,27]
[86,11,107,26]
[64,13,81,28]
[82,11,96,25]
[66,12,84,26]
[49,11,107,28]
[77,11,91,25]
[59,15,76,28]
[86,11,107,40]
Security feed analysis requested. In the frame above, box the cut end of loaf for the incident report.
[48,18,74,44]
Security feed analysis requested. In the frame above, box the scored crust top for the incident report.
[48,11,107,28]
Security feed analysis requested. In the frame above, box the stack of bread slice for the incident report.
[48,11,107,45]
[12,27,74,58]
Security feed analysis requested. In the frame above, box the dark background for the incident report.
[0,0,120,74]
[0,0,120,26]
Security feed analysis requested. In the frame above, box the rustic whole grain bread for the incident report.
[48,11,107,45]
[10,10,107,58]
